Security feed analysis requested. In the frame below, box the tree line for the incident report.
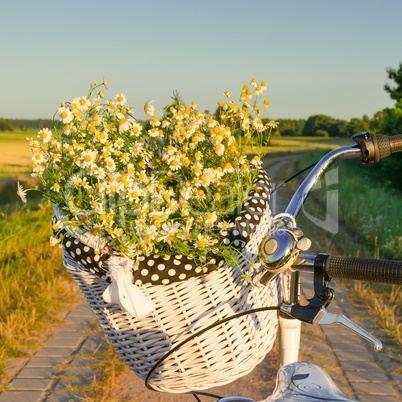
[0,118,53,132]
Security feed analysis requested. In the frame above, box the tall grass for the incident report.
[0,203,78,363]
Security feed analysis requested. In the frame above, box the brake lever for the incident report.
[279,257,383,351]
[314,308,382,351]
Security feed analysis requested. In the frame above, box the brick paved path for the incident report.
[0,277,400,401]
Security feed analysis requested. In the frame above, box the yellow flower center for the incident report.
[118,96,123,102]
[206,213,213,220]
[119,118,127,126]
[131,190,138,199]
[199,240,207,247]
[61,111,68,119]
[198,189,204,196]
[53,183,60,189]
[139,173,145,181]
[171,159,178,166]
[85,155,92,162]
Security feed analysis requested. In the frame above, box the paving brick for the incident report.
[54,377,93,390]
[10,377,52,390]
[49,331,83,339]
[382,362,402,371]
[67,310,94,317]
[44,391,87,401]
[16,367,59,378]
[321,325,351,335]
[329,342,369,352]
[2,359,28,377]
[44,338,81,348]
[352,381,397,395]
[36,347,75,357]
[338,360,379,371]
[63,315,94,325]
[324,334,362,344]
[56,324,88,331]
[25,357,67,368]
[333,350,373,361]
[63,367,97,377]
[358,396,401,402]
[388,371,402,382]
[68,357,101,367]
[0,391,44,402]
[346,370,388,382]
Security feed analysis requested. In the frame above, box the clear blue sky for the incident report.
[1,0,401,121]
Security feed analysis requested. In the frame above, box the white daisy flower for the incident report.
[267,120,279,128]
[250,155,262,167]
[57,106,74,124]
[105,158,117,172]
[150,116,161,127]
[32,152,46,164]
[131,122,142,137]
[204,211,217,226]
[214,143,225,156]
[115,93,127,106]
[117,114,133,134]
[17,181,27,203]
[158,222,181,246]
[252,118,264,132]
[49,236,60,247]
[81,149,98,168]
[223,162,235,173]
[77,96,91,111]
[144,100,155,117]
[38,128,52,144]
[250,79,257,87]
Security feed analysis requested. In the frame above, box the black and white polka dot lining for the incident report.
[133,255,223,286]
[222,168,271,250]
[52,217,109,280]
[55,167,271,287]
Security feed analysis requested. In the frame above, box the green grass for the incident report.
[0,203,79,365]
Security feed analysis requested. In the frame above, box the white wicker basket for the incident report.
[57,172,281,393]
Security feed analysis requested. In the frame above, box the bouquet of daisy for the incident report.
[23,78,276,271]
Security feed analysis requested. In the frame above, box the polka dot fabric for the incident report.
[133,255,223,287]
[221,169,271,249]
[54,167,271,287]
[52,218,110,282]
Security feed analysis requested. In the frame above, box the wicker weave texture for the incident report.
[62,208,280,393]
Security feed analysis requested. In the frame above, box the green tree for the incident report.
[378,62,402,189]
[302,115,335,136]
[0,118,13,131]
[384,62,402,101]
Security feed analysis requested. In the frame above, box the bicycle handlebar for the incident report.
[352,132,402,164]
[293,254,402,285]
[320,254,402,284]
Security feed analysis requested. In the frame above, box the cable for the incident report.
[145,305,280,400]
[271,161,318,193]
